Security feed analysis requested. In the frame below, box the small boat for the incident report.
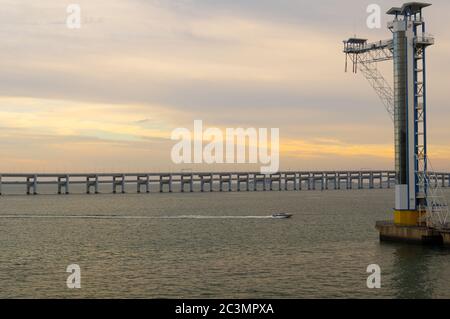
[271,213,293,219]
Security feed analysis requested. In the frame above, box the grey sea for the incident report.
[0,189,449,298]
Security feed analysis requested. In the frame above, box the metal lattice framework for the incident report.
[345,40,395,121]
[418,156,450,228]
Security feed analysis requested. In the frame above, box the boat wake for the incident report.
[0,214,273,220]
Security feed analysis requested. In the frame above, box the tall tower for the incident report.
[344,3,448,229]
[389,3,433,221]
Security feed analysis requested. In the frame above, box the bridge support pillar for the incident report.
[253,174,266,191]
[238,174,249,192]
[137,175,150,193]
[181,174,193,192]
[268,174,281,191]
[159,175,172,193]
[58,175,70,194]
[284,173,296,191]
[200,174,212,192]
[26,175,38,195]
[86,175,99,194]
[113,175,125,194]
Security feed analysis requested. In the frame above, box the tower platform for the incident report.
[376,221,450,246]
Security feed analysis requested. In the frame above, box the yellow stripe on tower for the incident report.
[394,210,421,226]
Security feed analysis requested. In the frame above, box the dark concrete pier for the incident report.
[376,221,450,247]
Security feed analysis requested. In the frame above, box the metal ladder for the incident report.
[418,157,449,229]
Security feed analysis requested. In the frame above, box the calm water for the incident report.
[0,189,449,298]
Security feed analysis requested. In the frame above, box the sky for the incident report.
[1,0,450,173]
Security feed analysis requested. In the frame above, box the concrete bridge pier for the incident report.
[113,174,126,194]
[311,173,324,191]
[26,175,38,195]
[299,173,310,191]
[368,172,374,189]
[357,172,363,189]
[200,174,205,192]
[159,174,172,193]
[348,172,360,189]
[324,172,336,190]
[284,173,297,191]
[269,173,281,191]
[253,174,266,191]
[381,172,389,188]
[237,174,250,192]
[387,172,396,188]
[337,172,349,190]
[118,175,124,193]
[200,174,213,192]
[309,174,315,190]
[137,175,150,193]
[181,174,194,192]
[361,172,370,189]
[57,175,70,194]
[372,172,382,188]
[219,174,232,192]
[86,175,99,194]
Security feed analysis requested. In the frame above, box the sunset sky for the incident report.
[1,0,450,173]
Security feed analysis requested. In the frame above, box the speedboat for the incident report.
[271,213,293,219]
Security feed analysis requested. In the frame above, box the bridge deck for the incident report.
[0,171,449,195]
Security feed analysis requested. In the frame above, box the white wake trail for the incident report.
[0,215,273,220]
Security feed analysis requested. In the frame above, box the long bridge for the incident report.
[1,171,450,195]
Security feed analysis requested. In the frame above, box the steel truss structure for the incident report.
[343,7,449,229]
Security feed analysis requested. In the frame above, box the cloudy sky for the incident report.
[1,0,449,173]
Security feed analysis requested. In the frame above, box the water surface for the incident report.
[0,189,449,298]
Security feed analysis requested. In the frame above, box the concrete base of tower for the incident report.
[376,221,450,246]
